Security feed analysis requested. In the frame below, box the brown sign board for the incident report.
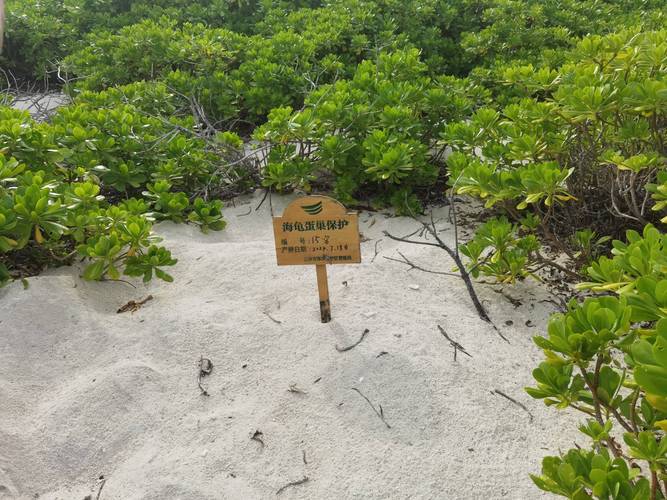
[272,195,361,323]
[272,195,361,266]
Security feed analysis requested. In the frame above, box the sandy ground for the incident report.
[0,192,581,500]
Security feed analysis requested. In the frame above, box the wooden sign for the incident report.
[273,195,361,322]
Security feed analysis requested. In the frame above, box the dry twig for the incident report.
[335,329,370,352]
[197,356,213,396]
[276,476,309,495]
[351,387,391,429]
[83,475,106,500]
[251,430,265,448]
[371,239,382,263]
[263,311,282,324]
[384,210,510,343]
[492,288,522,308]
[383,251,459,277]
[494,389,534,422]
[437,325,472,361]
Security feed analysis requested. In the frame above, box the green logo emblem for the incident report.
[302,201,323,215]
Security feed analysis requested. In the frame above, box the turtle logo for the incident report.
[302,201,323,215]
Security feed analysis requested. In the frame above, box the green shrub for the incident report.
[0,104,231,286]
[254,49,488,212]
[63,17,350,124]
[447,28,667,283]
[527,225,667,498]
[0,159,179,286]
[63,18,242,91]
[1,0,81,80]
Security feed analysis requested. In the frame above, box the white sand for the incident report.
[1,192,580,499]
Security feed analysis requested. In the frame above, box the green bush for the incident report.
[63,17,351,124]
[527,225,667,498]
[254,49,489,212]
[0,104,230,286]
[447,28,667,283]
[1,0,81,80]
[62,18,242,90]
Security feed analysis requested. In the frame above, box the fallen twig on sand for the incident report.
[437,325,472,361]
[335,329,370,352]
[302,450,308,464]
[351,387,391,429]
[371,239,382,263]
[539,297,568,311]
[384,219,487,318]
[263,311,282,324]
[197,356,213,396]
[102,277,137,288]
[383,251,459,277]
[494,389,534,422]
[251,430,265,448]
[83,475,106,500]
[95,476,106,500]
[383,194,511,342]
[116,295,153,313]
[276,476,309,495]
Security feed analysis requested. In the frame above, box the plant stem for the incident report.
[569,403,597,417]
[384,228,493,326]
[629,387,640,434]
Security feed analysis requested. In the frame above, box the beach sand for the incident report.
[0,192,579,499]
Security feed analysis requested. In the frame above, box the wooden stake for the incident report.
[315,264,331,323]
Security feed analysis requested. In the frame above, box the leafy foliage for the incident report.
[63,16,360,124]
[254,49,487,211]
[0,104,230,286]
[449,28,667,283]
[527,226,667,498]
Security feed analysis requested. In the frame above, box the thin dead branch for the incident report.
[197,356,213,396]
[384,226,486,319]
[84,475,106,500]
[494,389,534,422]
[263,311,282,324]
[251,430,265,448]
[335,329,370,352]
[492,288,522,308]
[371,239,381,263]
[351,387,391,429]
[437,325,472,361]
[384,212,510,343]
[383,251,459,277]
[95,476,106,500]
[276,476,309,495]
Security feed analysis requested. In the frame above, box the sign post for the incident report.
[272,195,361,323]
[315,263,331,322]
